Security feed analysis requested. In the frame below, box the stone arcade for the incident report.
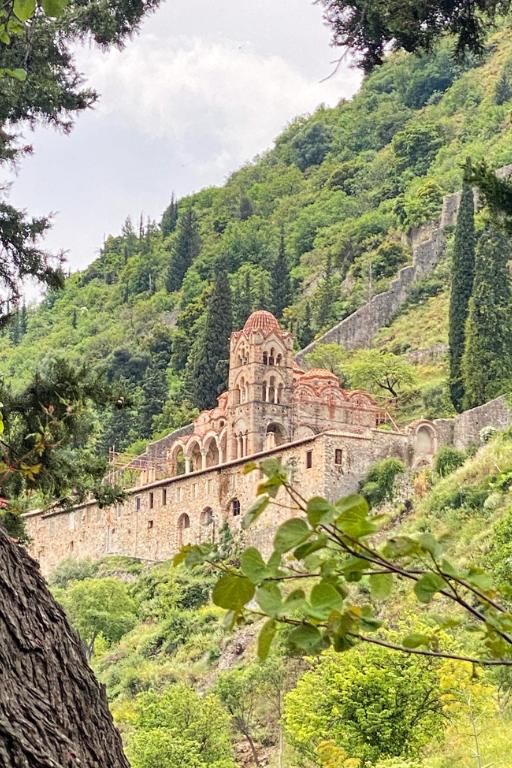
[24,311,487,575]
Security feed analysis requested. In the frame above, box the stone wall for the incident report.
[25,428,414,576]
[296,225,445,361]
[295,183,486,363]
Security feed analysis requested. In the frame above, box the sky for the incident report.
[9,0,362,272]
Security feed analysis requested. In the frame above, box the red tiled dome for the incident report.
[301,368,339,381]
[243,310,281,336]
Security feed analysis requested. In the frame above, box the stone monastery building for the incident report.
[25,310,496,576]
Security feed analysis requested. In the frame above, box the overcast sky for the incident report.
[9,0,362,271]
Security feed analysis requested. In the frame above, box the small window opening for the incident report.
[335,449,343,466]
[148,520,154,530]
[149,492,154,509]
[232,498,241,517]
[306,450,313,469]
[136,497,141,512]
[162,488,167,505]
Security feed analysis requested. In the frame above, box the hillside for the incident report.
[1,25,512,454]
[48,423,512,768]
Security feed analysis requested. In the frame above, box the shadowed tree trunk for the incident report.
[0,528,129,767]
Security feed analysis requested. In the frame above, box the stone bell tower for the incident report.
[227,311,294,460]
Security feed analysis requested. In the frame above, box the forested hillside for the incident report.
[3,25,512,454]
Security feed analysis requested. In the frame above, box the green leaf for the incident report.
[418,532,441,558]
[212,574,255,611]
[240,547,268,584]
[285,588,306,610]
[403,633,430,649]
[257,619,277,660]
[369,572,393,600]
[308,581,343,619]
[294,536,327,560]
[382,536,418,559]
[41,0,68,16]
[242,495,269,529]
[289,624,324,652]
[243,460,258,474]
[414,573,446,603]
[306,496,335,526]
[256,583,282,617]
[13,0,36,21]
[335,495,376,538]
[273,518,310,553]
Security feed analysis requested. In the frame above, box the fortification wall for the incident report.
[295,187,467,363]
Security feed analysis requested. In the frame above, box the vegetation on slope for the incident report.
[4,27,512,452]
[51,426,512,767]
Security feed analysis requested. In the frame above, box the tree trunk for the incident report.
[0,528,129,767]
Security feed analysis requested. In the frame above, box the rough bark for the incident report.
[0,528,129,768]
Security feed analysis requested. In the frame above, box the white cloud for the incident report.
[79,35,361,180]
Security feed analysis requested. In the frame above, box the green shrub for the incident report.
[49,558,98,588]
[434,446,466,478]
[359,458,405,507]
[490,508,512,583]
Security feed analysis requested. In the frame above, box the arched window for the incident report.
[201,507,214,526]
[231,498,241,517]
[277,383,283,404]
[263,351,268,365]
[276,353,282,366]
[269,347,275,366]
[268,376,276,403]
[177,513,191,548]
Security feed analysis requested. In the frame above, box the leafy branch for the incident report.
[175,458,512,666]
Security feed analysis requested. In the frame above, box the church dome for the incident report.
[243,310,281,336]
[301,368,339,382]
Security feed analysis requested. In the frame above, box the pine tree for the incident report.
[161,193,179,237]
[462,220,512,409]
[449,159,476,412]
[495,71,512,105]
[165,208,201,292]
[190,262,233,410]
[271,229,292,317]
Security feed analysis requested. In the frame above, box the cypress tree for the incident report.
[161,193,179,237]
[449,159,476,412]
[495,71,512,105]
[19,302,28,338]
[462,220,512,409]
[316,253,336,329]
[165,208,201,292]
[298,302,314,348]
[233,268,253,328]
[239,194,253,221]
[271,230,292,317]
[190,262,233,410]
